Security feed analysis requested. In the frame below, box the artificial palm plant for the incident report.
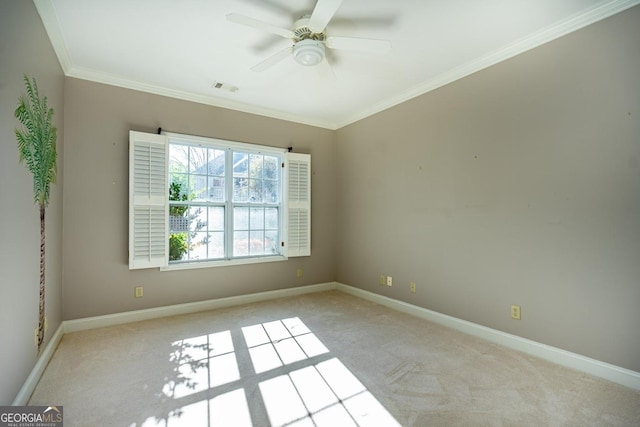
[14,75,57,353]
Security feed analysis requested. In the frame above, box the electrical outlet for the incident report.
[410,282,416,293]
[511,305,521,320]
[296,268,303,278]
[135,286,144,298]
[380,275,386,285]
[386,276,393,286]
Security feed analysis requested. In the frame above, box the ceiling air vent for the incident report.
[212,81,238,92]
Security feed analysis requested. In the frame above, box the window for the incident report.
[129,131,310,269]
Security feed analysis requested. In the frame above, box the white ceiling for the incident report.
[35,0,637,129]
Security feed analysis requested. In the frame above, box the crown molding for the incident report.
[335,0,640,129]
[34,0,72,74]
[34,0,639,131]
[65,65,337,129]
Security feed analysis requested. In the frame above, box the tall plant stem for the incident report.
[38,204,45,352]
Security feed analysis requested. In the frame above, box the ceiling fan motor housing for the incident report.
[293,39,326,66]
[293,16,326,41]
[292,16,327,66]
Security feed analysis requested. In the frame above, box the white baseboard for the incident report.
[13,283,336,404]
[12,323,64,406]
[64,282,337,333]
[14,281,639,405]
[336,283,640,391]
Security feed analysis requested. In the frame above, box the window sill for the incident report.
[160,255,288,271]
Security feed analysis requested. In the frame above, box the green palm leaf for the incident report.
[15,75,57,206]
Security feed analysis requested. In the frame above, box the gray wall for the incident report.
[0,1,64,404]
[336,6,640,372]
[61,78,336,320]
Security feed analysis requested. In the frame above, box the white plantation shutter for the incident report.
[287,152,311,257]
[129,131,168,269]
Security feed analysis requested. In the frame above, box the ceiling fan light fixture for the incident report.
[293,39,325,66]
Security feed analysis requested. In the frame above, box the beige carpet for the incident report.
[29,290,640,426]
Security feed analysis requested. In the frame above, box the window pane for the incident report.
[264,179,279,203]
[249,154,263,179]
[265,231,278,254]
[207,232,224,259]
[234,178,248,202]
[233,152,248,177]
[234,207,248,230]
[170,145,188,174]
[170,175,189,201]
[234,231,249,256]
[208,177,225,202]
[191,175,208,201]
[249,179,262,203]
[189,207,207,232]
[208,207,224,231]
[264,156,278,180]
[249,231,265,255]
[250,208,264,229]
[265,208,278,229]
[189,146,207,173]
[207,149,225,176]
[188,232,209,260]
[169,232,188,261]
[169,212,189,233]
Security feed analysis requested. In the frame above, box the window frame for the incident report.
[163,132,286,269]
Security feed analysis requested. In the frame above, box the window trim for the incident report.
[160,254,286,271]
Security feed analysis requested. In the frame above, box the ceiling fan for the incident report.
[227,0,392,72]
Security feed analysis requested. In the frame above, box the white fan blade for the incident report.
[326,36,391,54]
[227,13,294,39]
[308,0,343,33]
[251,46,293,72]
